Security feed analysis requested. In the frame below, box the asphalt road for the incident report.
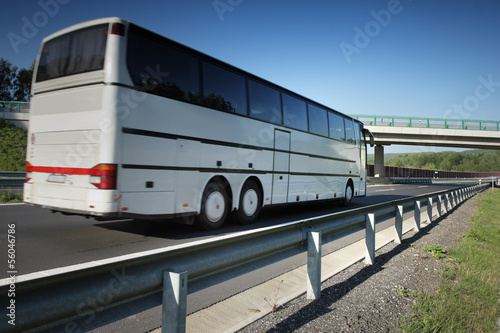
[0,182,475,332]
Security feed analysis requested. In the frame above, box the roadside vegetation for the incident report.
[0,191,23,203]
[369,150,500,173]
[0,118,27,171]
[399,190,500,332]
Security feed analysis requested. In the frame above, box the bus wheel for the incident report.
[342,182,354,207]
[235,180,262,225]
[196,182,229,230]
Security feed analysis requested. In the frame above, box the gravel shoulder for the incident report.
[238,191,484,333]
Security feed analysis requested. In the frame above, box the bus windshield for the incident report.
[36,24,108,82]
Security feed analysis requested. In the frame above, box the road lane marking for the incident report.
[374,189,395,192]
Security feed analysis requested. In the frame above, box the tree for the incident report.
[0,58,33,102]
[0,58,17,101]
[13,62,33,102]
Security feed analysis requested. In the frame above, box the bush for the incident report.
[0,118,27,171]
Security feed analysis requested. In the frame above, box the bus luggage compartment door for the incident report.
[272,129,290,204]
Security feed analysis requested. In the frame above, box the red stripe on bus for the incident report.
[27,165,116,176]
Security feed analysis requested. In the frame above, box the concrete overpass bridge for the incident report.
[0,101,29,130]
[350,115,500,179]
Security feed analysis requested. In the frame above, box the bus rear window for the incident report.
[36,24,108,82]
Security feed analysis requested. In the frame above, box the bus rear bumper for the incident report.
[23,182,119,216]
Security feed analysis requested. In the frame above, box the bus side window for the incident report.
[328,112,345,141]
[202,62,247,115]
[344,118,356,144]
[248,80,282,124]
[282,93,307,132]
[354,121,364,147]
[127,26,201,104]
[308,104,328,137]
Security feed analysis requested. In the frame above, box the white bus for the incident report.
[24,17,373,230]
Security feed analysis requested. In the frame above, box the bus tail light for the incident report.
[26,162,33,182]
[90,164,117,189]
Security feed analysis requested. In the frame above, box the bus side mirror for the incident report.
[364,129,375,147]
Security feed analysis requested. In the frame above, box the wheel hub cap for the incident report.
[206,191,225,222]
[242,189,258,216]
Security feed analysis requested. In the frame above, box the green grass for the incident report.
[399,190,500,332]
[422,244,447,259]
[0,191,23,203]
[0,118,27,171]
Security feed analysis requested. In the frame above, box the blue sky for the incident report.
[1,0,499,153]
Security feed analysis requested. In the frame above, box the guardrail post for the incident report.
[395,205,403,244]
[307,231,322,300]
[414,200,421,231]
[443,193,449,213]
[365,213,375,265]
[437,195,443,217]
[162,271,188,333]
[426,197,433,223]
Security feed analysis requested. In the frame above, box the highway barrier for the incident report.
[0,172,25,189]
[0,183,488,333]
[390,177,432,184]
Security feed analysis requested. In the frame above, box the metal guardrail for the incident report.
[0,178,25,187]
[0,183,488,333]
[0,101,29,113]
[350,114,500,131]
[0,172,25,177]
[390,177,432,184]
[0,173,25,188]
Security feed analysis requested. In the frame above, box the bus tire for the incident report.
[235,179,262,225]
[196,181,229,230]
[342,182,354,207]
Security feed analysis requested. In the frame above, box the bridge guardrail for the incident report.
[0,101,30,113]
[350,114,500,131]
[0,183,488,333]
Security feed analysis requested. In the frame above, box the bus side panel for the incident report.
[117,93,277,215]
[288,131,360,202]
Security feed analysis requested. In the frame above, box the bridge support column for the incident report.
[371,145,390,184]
[374,145,385,178]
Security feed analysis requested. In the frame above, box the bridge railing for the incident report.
[350,114,500,131]
[0,183,488,333]
[0,101,30,113]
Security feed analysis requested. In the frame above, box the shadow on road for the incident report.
[94,194,410,240]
